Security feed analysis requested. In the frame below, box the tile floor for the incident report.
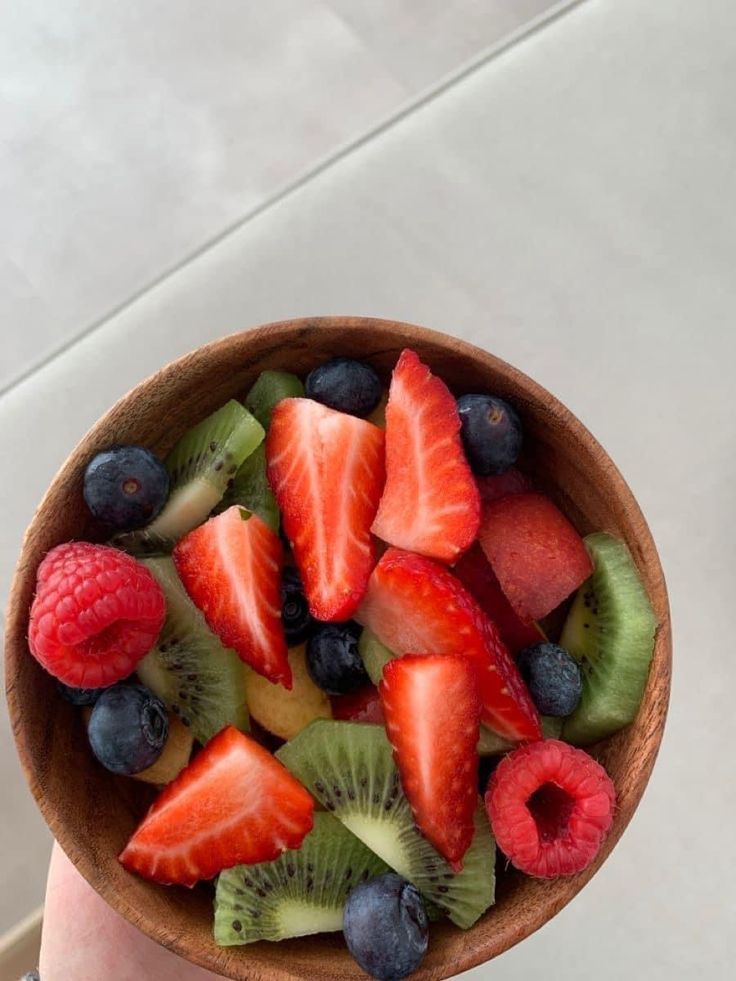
[2,0,735,977]
[0,0,563,392]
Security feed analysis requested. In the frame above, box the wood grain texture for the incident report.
[4,317,671,980]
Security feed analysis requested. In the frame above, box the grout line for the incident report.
[0,0,585,402]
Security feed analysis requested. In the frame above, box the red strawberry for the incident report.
[331,685,385,724]
[28,542,165,687]
[479,493,593,622]
[475,467,532,503]
[119,726,314,885]
[453,544,545,654]
[266,398,385,621]
[372,349,480,563]
[357,548,541,742]
[380,654,480,868]
[173,506,291,687]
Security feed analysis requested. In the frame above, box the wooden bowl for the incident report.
[5,317,671,980]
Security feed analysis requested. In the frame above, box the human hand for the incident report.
[39,843,228,981]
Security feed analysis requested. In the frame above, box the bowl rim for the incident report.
[4,316,672,980]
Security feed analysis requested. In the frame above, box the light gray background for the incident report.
[1,0,734,978]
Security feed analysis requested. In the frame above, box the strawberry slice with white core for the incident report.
[372,349,480,563]
[119,726,314,885]
[380,653,481,869]
[357,547,541,742]
[266,398,385,621]
[173,506,291,687]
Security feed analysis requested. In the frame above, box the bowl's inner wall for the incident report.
[5,320,670,980]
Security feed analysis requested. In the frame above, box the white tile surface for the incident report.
[2,0,735,975]
[0,0,559,392]
[326,0,558,88]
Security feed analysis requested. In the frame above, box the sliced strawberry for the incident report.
[380,654,480,868]
[357,548,541,741]
[173,506,291,687]
[453,544,545,654]
[331,685,385,724]
[479,493,593,622]
[266,398,385,621]
[119,726,314,885]
[372,349,480,563]
[475,467,532,503]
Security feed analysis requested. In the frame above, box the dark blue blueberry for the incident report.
[83,444,169,531]
[22,972,40,981]
[281,567,314,645]
[343,873,428,981]
[57,681,104,706]
[88,683,168,775]
[517,642,583,717]
[456,393,522,475]
[305,359,383,418]
[306,622,368,695]
[478,755,498,795]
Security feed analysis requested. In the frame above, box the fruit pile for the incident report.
[27,350,657,980]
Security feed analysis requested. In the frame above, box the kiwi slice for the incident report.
[137,557,249,744]
[217,444,279,532]
[116,400,264,553]
[477,716,563,756]
[541,715,564,739]
[560,533,657,746]
[277,721,495,929]
[358,628,395,685]
[214,812,388,945]
[245,370,304,429]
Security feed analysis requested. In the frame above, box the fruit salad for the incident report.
[26,349,658,981]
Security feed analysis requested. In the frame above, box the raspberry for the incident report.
[28,542,165,687]
[485,739,616,878]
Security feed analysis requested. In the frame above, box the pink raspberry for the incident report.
[485,739,616,878]
[28,542,165,687]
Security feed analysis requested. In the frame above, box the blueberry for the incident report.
[88,683,168,775]
[456,393,522,475]
[22,973,40,981]
[83,445,169,531]
[305,359,383,418]
[343,873,428,981]
[478,755,498,795]
[57,681,104,706]
[281,567,314,645]
[306,622,369,695]
[517,643,583,717]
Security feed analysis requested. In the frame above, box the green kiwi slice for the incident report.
[217,444,279,532]
[277,721,495,929]
[477,715,563,756]
[560,532,657,746]
[214,812,389,945]
[358,628,394,685]
[245,370,304,429]
[137,557,249,744]
[116,400,264,553]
